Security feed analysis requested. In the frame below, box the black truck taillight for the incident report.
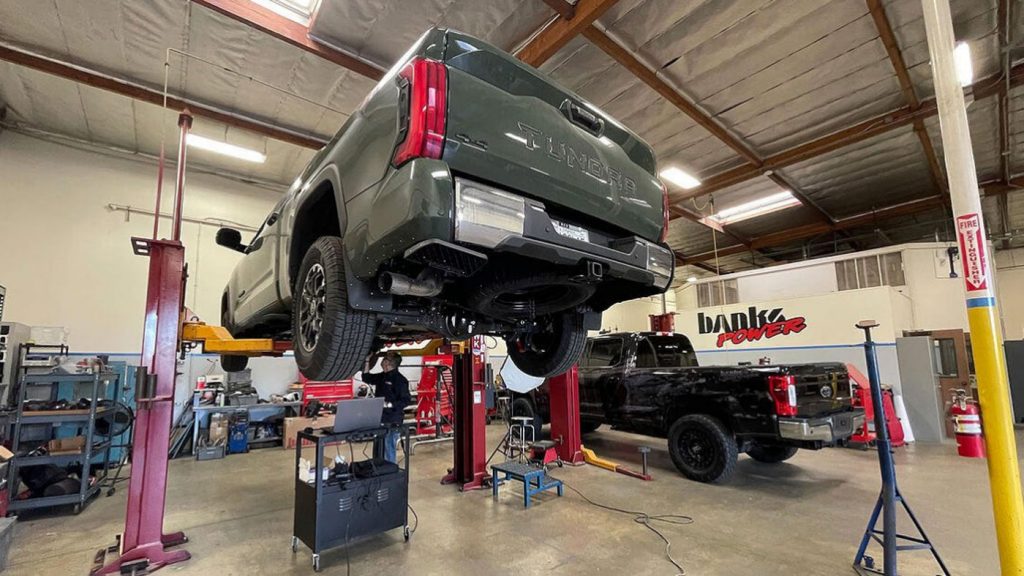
[393,57,448,166]
[768,375,797,417]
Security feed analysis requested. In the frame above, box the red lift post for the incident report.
[95,112,194,574]
[547,367,584,465]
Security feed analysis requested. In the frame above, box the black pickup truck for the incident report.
[517,332,863,483]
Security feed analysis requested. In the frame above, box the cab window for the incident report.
[635,338,658,368]
[586,338,623,367]
[647,335,699,367]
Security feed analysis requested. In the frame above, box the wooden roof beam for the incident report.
[516,0,620,67]
[867,0,947,193]
[581,25,837,230]
[679,195,949,265]
[672,62,1024,211]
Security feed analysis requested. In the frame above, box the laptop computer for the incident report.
[333,397,386,433]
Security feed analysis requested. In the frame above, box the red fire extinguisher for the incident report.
[949,389,986,458]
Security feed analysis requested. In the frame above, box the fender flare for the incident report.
[285,164,347,295]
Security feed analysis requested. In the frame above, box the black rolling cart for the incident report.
[291,425,411,572]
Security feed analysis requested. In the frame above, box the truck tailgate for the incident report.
[441,31,663,242]
[785,364,853,417]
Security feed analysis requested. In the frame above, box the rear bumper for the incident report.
[454,178,673,290]
[778,410,864,443]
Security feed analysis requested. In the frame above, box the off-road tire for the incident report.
[293,236,378,381]
[667,414,738,484]
[507,312,587,378]
[747,444,799,463]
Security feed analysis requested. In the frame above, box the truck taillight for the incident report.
[768,375,797,417]
[659,180,670,243]
[393,57,447,166]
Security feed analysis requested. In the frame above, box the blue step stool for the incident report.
[491,460,563,508]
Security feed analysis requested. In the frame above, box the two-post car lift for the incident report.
[94,108,589,574]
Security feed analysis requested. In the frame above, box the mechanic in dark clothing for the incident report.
[360,351,411,463]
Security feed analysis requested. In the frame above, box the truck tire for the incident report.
[506,311,586,378]
[747,444,799,463]
[293,236,378,381]
[220,354,249,373]
[667,414,738,484]
[511,398,542,441]
[579,420,602,434]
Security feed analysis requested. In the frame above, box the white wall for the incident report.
[901,246,969,332]
[0,131,300,400]
[738,262,837,302]
[675,286,906,389]
[600,292,676,333]
[995,248,1024,340]
[0,131,281,352]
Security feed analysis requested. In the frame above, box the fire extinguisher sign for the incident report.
[956,213,989,293]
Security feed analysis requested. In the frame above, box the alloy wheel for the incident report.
[298,263,326,352]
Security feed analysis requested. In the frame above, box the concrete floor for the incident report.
[6,425,1019,575]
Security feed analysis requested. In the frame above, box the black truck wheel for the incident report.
[293,236,378,381]
[220,354,249,373]
[579,419,602,434]
[506,311,586,378]
[667,414,738,484]
[747,444,799,463]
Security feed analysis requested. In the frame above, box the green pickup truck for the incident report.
[216,28,674,381]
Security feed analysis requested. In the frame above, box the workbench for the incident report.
[190,397,300,454]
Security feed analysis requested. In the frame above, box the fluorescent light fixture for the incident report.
[187,134,266,164]
[712,191,800,225]
[660,167,701,189]
[686,276,698,283]
[954,42,973,87]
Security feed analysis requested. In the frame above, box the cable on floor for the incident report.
[549,475,693,576]
[407,504,418,534]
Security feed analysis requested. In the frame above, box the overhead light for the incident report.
[686,276,698,283]
[660,167,701,189]
[954,42,973,87]
[249,0,314,24]
[712,191,800,225]
[187,134,266,164]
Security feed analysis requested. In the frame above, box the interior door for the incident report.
[927,329,971,439]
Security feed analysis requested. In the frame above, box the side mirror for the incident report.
[216,228,247,253]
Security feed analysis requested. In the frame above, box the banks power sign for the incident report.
[697,306,807,348]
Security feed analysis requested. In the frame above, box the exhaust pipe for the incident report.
[379,271,443,297]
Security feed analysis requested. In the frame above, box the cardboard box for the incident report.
[0,446,13,462]
[283,415,335,449]
[209,413,228,445]
[48,436,85,455]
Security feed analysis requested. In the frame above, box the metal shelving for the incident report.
[6,368,117,515]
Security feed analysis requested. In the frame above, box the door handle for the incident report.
[561,100,604,136]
